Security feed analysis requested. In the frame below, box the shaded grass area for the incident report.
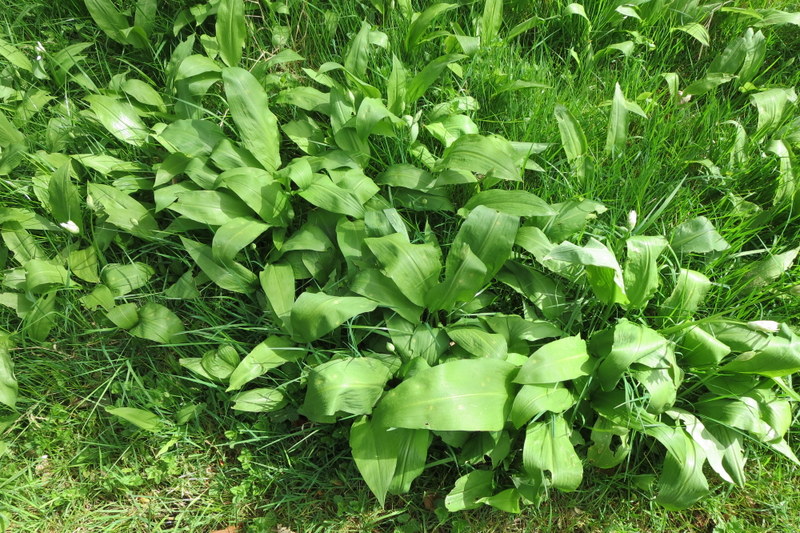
[2,344,799,532]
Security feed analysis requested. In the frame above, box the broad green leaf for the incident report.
[200,345,240,380]
[444,470,494,511]
[128,303,185,344]
[231,388,287,412]
[651,425,710,509]
[482,315,563,344]
[301,357,392,422]
[0,37,33,72]
[387,55,408,115]
[48,164,81,233]
[448,205,519,284]
[68,247,100,283]
[85,95,148,146]
[678,326,731,367]
[121,78,166,111]
[220,168,291,226]
[515,336,592,384]
[25,260,71,293]
[373,358,516,431]
[350,416,399,506]
[528,199,607,242]
[740,248,798,292]
[365,234,441,308]
[344,21,372,79]
[554,105,591,185]
[87,183,158,239]
[169,190,254,226]
[511,384,575,428]
[593,319,672,390]
[737,29,766,85]
[459,190,553,218]
[480,0,503,44]
[106,303,139,330]
[437,134,522,182]
[756,9,800,27]
[388,429,431,494]
[606,83,629,155]
[134,0,157,35]
[351,269,423,323]
[723,324,800,377]
[107,407,162,432]
[497,261,566,320]
[228,336,304,391]
[291,292,378,343]
[101,262,154,296]
[667,409,738,485]
[222,67,281,171]
[181,237,256,293]
[426,244,487,313]
[165,271,199,300]
[523,415,582,491]
[298,175,366,218]
[659,269,711,323]
[405,54,466,104]
[750,88,797,138]
[25,292,56,342]
[623,236,668,309]
[684,72,735,96]
[84,0,131,46]
[259,264,295,329]
[156,119,226,157]
[216,0,245,67]
[405,3,457,51]
[447,328,507,359]
[0,333,17,408]
[670,217,729,254]
[545,238,628,305]
[212,217,269,263]
[587,417,630,468]
[386,316,449,366]
[672,23,710,46]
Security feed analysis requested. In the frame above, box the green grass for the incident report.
[2,0,800,531]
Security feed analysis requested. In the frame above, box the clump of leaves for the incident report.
[0,0,799,516]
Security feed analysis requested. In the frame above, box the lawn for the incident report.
[1,0,799,531]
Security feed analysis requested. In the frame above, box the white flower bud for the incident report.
[627,210,637,230]
[59,220,80,234]
[746,320,780,333]
[386,342,395,353]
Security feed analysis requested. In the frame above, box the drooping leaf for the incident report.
[480,0,503,44]
[259,264,294,329]
[87,183,158,239]
[405,3,457,51]
[365,233,442,308]
[101,262,154,296]
[447,328,507,359]
[128,303,185,344]
[301,357,392,422]
[623,236,668,308]
[437,134,523,182]
[510,384,575,428]
[181,237,257,293]
[459,190,553,218]
[351,269,423,323]
[220,167,291,226]
[659,269,711,323]
[48,163,82,233]
[723,324,800,377]
[290,292,378,343]
[85,95,148,146]
[554,104,591,185]
[444,470,494,511]
[373,358,516,432]
[227,336,303,391]
[426,244,487,313]
[545,238,628,305]
[169,190,255,226]
[670,217,730,254]
[592,319,672,390]
[350,416,399,506]
[388,429,431,494]
[406,54,466,104]
[447,205,519,284]
[523,415,582,491]
[231,388,287,412]
[212,217,269,263]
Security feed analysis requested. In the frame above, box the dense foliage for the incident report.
[1,0,799,518]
